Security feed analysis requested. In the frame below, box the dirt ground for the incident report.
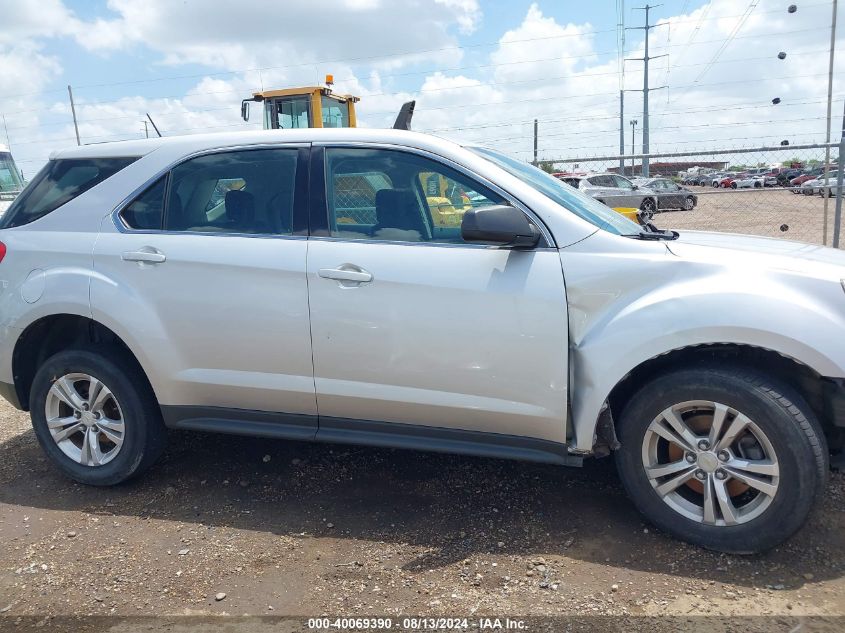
[0,396,843,627]
[654,187,841,244]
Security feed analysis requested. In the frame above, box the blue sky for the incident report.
[2,0,840,176]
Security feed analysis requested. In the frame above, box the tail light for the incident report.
[0,241,5,263]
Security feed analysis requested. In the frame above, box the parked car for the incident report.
[632,177,697,210]
[777,169,803,186]
[791,168,826,192]
[681,173,710,186]
[732,175,765,189]
[718,174,741,188]
[1,128,842,556]
[802,172,839,195]
[567,173,658,214]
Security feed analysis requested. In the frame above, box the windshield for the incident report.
[469,146,641,236]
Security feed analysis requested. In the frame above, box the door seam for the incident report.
[304,238,320,438]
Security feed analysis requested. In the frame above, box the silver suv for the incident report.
[0,128,841,554]
[564,173,658,214]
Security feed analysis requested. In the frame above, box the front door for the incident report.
[306,146,570,444]
[92,147,316,432]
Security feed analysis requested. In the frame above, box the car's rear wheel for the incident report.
[730,182,738,189]
[30,347,166,486]
[614,365,827,554]
[683,196,695,211]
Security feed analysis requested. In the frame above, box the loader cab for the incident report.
[241,76,359,130]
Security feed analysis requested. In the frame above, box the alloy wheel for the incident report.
[641,400,779,526]
[45,373,125,467]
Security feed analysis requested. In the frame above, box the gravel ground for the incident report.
[0,398,843,625]
[653,187,837,244]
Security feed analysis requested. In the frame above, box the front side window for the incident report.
[1,157,137,229]
[165,149,298,234]
[325,148,504,244]
[321,97,350,128]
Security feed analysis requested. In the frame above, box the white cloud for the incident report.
[4,0,845,176]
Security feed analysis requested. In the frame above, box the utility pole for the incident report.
[630,119,638,176]
[626,5,667,177]
[2,114,10,152]
[67,85,81,146]
[533,119,538,166]
[833,98,845,248]
[619,91,625,174]
[823,0,838,245]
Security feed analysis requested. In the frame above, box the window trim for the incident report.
[111,143,310,239]
[310,141,555,249]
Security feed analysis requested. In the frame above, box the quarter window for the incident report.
[1,157,137,229]
[165,149,298,234]
[325,148,505,244]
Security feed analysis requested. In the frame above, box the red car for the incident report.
[790,173,818,186]
[719,173,746,188]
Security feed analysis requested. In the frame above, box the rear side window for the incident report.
[0,157,137,228]
[165,149,298,235]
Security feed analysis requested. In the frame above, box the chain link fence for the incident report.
[551,142,844,246]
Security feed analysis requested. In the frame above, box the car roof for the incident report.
[48,128,464,161]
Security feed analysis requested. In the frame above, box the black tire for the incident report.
[684,196,695,211]
[640,198,656,213]
[730,182,737,189]
[614,365,828,554]
[29,347,166,486]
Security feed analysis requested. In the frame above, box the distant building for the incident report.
[609,161,729,177]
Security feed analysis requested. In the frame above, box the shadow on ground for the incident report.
[1,427,843,588]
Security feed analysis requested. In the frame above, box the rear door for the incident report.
[92,146,317,434]
[305,145,569,444]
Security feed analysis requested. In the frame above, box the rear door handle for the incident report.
[318,265,373,285]
[122,247,166,264]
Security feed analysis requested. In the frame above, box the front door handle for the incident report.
[318,265,373,285]
[122,247,166,264]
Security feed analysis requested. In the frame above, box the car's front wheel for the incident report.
[614,365,827,554]
[683,196,695,211]
[29,348,166,486]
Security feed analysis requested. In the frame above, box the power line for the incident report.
[692,0,760,84]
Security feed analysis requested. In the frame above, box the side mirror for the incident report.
[631,184,639,190]
[461,205,541,249]
[240,100,250,122]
